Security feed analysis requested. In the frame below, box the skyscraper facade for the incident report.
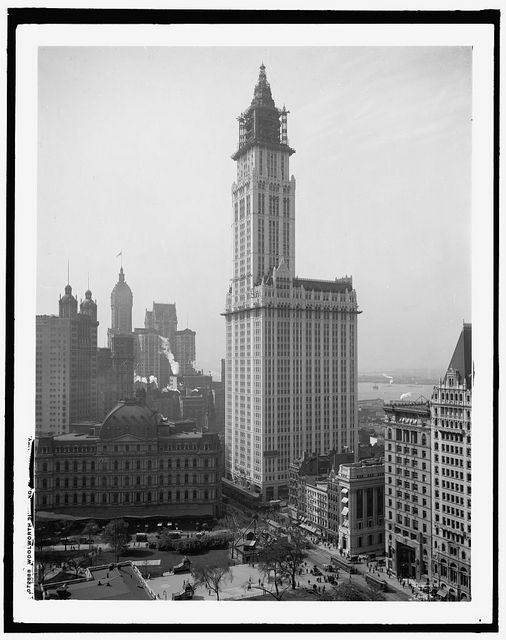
[430,323,472,601]
[145,302,178,349]
[224,66,360,500]
[36,284,98,436]
[383,400,432,581]
[174,328,197,376]
[108,267,133,347]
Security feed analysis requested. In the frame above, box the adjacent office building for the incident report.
[383,399,432,581]
[224,65,360,500]
[328,458,385,558]
[431,323,472,601]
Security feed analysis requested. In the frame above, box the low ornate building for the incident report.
[34,390,223,520]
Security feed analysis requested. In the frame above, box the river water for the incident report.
[358,382,436,403]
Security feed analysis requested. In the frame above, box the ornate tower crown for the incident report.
[232,64,295,160]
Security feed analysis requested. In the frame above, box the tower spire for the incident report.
[67,260,70,285]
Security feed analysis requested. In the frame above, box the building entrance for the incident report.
[396,541,416,579]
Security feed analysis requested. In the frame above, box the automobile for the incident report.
[148,542,157,549]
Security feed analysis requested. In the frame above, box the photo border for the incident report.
[4,7,499,634]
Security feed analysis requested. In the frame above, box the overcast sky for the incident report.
[37,46,471,377]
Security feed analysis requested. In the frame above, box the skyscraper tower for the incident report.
[430,323,472,600]
[108,266,133,346]
[224,66,360,501]
[36,282,98,435]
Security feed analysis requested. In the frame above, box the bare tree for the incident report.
[102,519,130,563]
[191,562,232,601]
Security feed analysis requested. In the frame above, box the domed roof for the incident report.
[99,399,159,440]
[80,289,96,309]
[112,267,133,299]
[60,283,76,303]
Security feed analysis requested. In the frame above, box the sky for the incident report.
[37,46,471,377]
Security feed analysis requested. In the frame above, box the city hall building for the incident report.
[224,65,360,501]
[35,390,223,520]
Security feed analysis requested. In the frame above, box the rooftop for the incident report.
[292,277,353,294]
[42,563,154,601]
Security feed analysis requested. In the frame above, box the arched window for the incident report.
[55,461,60,472]
[176,490,180,502]
[113,493,118,503]
[55,478,60,488]
[184,490,188,501]
[55,494,60,505]
[204,490,209,500]
[64,461,69,472]
[102,493,107,503]
[90,494,95,504]
[90,461,95,472]
[159,491,163,501]
[422,435,427,446]
[91,477,95,488]
[176,459,180,469]
[193,474,197,484]
[114,476,118,486]
[102,477,107,487]
[184,474,188,484]
[184,459,188,468]
[125,461,129,471]
[147,476,152,486]
[73,493,78,504]
[147,492,152,502]
[387,429,392,440]
[125,477,129,486]
[42,462,48,473]
[159,475,164,485]
[167,491,172,502]
[82,461,86,473]
[114,460,119,471]
[168,459,172,468]
[176,474,180,485]
[168,474,172,484]
[125,493,130,503]
[147,460,152,470]
[192,490,197,501]
[64,494,69,504]
[159,460,164,470]
[204,474,208,484]
[136,492,141,502]
[204,458,209,468]
[82,492,86,504]
[193,458,197,468]
[136,460,140,470]
[136,476,140,485]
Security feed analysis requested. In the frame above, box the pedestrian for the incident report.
[323,585,326,593]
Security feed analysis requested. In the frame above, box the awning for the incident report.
[341,497,349,504]
[341,507,349,516]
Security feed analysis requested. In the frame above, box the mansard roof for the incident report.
[445,323,472,388]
